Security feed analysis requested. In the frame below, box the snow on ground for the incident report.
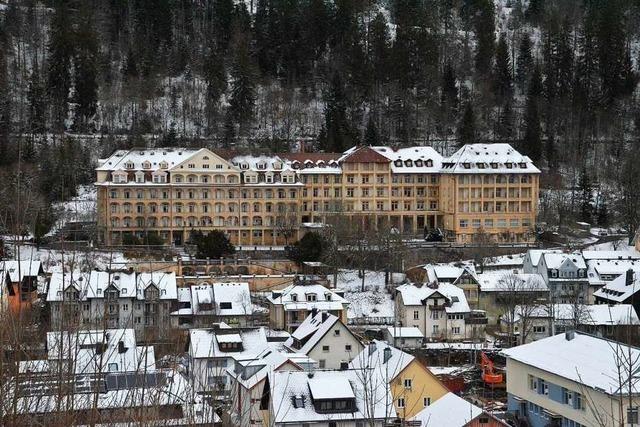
[331,269,405,319]
[9,245,132,274]
[585,238,635,252]
[48,185,97,236]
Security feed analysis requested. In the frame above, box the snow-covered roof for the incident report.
[230,154,294,173]
[543,252,586,270]
[368,146,443,173]
[442,143,540,174]
[349,340,414,383]
[396,283,470,313]
[228,348,300,390]
[268,284,349,312]
[512,304,639,326]
[385,327,424,339]
[526,249,562,268]
[587,259,640,285]
[309,376,355,399]
[1,260,42,282]
[46,329,152,375]
[409,392,485,427]
[96,148,203,171]
[477,272,547,292]
[188,327,269,360]
[594,270,640,303]
[270,369,396,424]
[135,272,177,300]
[502,332,640,395]
[186,282,253,316]
[422,262,477,284]
[582,250,640,261]
[284,311,346,355]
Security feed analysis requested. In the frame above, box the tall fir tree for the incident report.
[516,34,533,92]
[73,7,99,130]
[0,22,11,166]
[369,12,390,85]
[47,1,74,131]
[228,31,256,133]
[323,73,353,152]
[578,166,593,223]
[493,32,512,103]
[473,0,495,75]
[364,114,379,146]
[27,66,46,135]
[458,101,476,146]
[522,66,542,162]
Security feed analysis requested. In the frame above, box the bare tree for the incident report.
[495,274,545,345]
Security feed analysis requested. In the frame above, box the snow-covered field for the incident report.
[331,269,405,320]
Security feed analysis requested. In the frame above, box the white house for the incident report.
[503,331,640,427]
[188,326,269,396]
[523,250,589,303]
[267,283,349,332]
[171,282,253,328]
[269,369,397,426]
[47,271,178,339]
[395,282,485,341]
[283,310,363,369]
[383,326,424,349]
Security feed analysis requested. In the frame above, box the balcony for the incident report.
[429,304,447,311]
[466,317,488,325]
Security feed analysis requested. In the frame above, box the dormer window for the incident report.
[519,162,527,168]
[160,161,168,169]
[306,293,317,302]
[505,162,513,169]
[394,160,403,167]
[240,163,249,170]
[415,159,423,167]
[135,171,145,183]
[477,162,486,169]
[404,160,413,167]
[490,162,498,168]
[257,162,267,170]
[463,162,471,169]
[426,159,433,167]
[125,162,134,169]
[291,294,298,302]
[142,161,151,169]
[273,161,283,170]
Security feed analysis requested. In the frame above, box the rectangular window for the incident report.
[397,398,405,408]
[404,379,412,389]
[413,310,419,320]
[628,407,638,425]
[322,345,330,352]
[424,397,431,407]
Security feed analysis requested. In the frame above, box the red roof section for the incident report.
[341,146,391,163]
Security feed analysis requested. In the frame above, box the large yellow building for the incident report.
[95,143,539,246]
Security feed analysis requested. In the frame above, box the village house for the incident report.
[283,310,363,369]
[349,340,449,420]
[0,260,44,313]
[523,250,589,303]
[409,391,508,426]
[10,328,218,425]
[384,326,425,349]
[269,369,398,426]
[266,282,349,332]
[594,269,640,318]
[476,272,548,324]
[406,262,481,308]
[46,270,178,339]
[228,350,303,427]
[503,331,640,427]
[188,326,270,397]
[395,282,487,341]
[501,303,639,344]
[170,282,253,328]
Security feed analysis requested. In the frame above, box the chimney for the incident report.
[321,311,328,322]
[383,347,392,364]
[118,340,127,354]
[311,307,318,318]
[368,342,377,356]
[565,330,575,341]
[626,269,634,286]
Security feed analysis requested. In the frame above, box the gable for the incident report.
[170,148,238,172]
[342,146,391,164]
[307,319,361,354]
[394,359,449,397]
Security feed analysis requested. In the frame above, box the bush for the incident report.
[190,230,235,259]
[287,232,325,264]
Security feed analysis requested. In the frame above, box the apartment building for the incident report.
[95,143,539,246]
[523,250,589,303]
[503,331,640,427]
[46,270,177,339]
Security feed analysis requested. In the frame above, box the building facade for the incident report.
[96,144,539,246]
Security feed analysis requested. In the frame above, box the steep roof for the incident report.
[409,392,487,427]
[349,340,414,383]
[267,284,348,311]
[96,148,202,171]
[1,260,42,282]
[594,270,640,303]
[477,272,548,292]
[340,146,391,163]
[396,282,470,313]
[188,327,269,360]
[502,332,640,395]
[284,311,356,355]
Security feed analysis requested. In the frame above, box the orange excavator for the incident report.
[480,352,503,385]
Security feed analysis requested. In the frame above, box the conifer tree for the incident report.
[522,66,542,162]
[324,73,353,152]
[0,23,11,166]
[364,115,379,146]
[228,31,256,133]
[73,8,99,130]
[474,0,495,75]
[27,66,46,135]
[516,34,533,92]
[494,33,512,103]
[458,101,476,146]
[47,1,74,131]
[369,12,390,85]
[578,166,593,223]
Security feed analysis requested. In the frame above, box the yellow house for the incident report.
[349,340,449,419]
